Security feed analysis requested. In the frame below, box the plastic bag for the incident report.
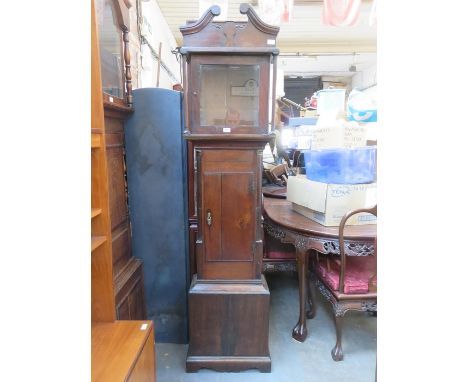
[347,89,377,122]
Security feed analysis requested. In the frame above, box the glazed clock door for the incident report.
[189,55,271,135]
[198,148,260,280]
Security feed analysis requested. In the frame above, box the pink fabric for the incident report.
[322,0,362,27]
[264,236,295,259]
[315,256,376,294]
[267,250,296,260]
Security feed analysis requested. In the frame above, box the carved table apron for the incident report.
[262,197,376,342]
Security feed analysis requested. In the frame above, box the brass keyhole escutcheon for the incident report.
[206,210,212,227]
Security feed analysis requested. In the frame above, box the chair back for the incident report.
[338,205,377,293]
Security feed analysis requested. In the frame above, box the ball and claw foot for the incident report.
[306,309,316,319]
[292,323,307,342]
[331,344,343,361]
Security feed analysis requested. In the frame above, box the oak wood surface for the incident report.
[262,185,287,199]
[103,87,146,320]
[92,1,156,380]
[187,276,270,372]
[195,144,265,281]
[92,236,107,252]
[181,4,277,371]
[128,330,156,382]
[91,0,116,323]
[92,208,103,219]
[91,321,155,382]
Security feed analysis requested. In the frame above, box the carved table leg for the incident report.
[292,247,308,342]
[331,314,344,361]
[306,260,316,319]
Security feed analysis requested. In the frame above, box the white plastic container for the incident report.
[316,89,346,116]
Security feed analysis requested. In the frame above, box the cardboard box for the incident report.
[310,124,367,149]
[286,176,377,226]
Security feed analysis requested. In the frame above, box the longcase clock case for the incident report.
[179,4,279,372]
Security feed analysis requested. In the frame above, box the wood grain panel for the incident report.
[112,223,132,276]
[188,222,198,279]
[115,258,146,320]
[117,298,130,320]
[128,281,146,320]
[128,328,156,382]
[106,146,128,230]
[92,321,155,382]
[188,276,269,357]
[197,148,262,279]
[104,116,125,133]
[203,173,222,261]
[91,0,115,323]
[220,173,254,261]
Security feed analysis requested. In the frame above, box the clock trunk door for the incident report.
[199,149,258,279]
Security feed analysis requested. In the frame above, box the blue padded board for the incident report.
[124,88,188,343]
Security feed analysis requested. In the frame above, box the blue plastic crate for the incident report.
[303,146,376,184]
[287,116,318,126]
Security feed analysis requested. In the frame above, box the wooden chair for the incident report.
[265,163,289,186]
[310,205,377,361]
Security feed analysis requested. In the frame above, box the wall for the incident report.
[128,1,141,89]
[140,0,181,89]
[351,63,377,100]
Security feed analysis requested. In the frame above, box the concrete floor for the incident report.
[155,272,376,382]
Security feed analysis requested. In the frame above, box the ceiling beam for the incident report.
[277,41,376,54]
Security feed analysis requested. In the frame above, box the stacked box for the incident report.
[310,124,367,149]
[287,176,377,226]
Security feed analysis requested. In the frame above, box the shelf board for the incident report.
[91,208,102,219]
[91,236,107,252]
[92,321,153,382]
[91,133,101,149]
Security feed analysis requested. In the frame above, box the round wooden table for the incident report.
[262,185,287,199]
[262,197,376,342]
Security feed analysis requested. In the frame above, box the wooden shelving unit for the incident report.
[91,236,107,252]
[91,6,116,321]
[91,1,156,380]
[92,208,102,219]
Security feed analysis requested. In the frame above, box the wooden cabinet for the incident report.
[92,321,156,382]
[96,0,146,321]
[92,1,155,381]
[180,4,279,373]
[103,101,147,321]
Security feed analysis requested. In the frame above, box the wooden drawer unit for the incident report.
[92,321,156,382]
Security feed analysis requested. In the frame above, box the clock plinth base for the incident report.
[186,275,271,373]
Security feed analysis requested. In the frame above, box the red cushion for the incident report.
[264,236,296,259]
[315,256,376,294]
[267,250,296,259]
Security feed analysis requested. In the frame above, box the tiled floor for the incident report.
[156,271,377,382]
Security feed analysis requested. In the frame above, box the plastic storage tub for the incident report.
[303,146,377,184]
[316,89,346,115]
